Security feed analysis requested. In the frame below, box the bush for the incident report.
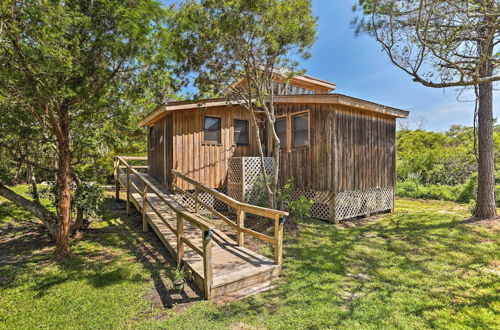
[396,176,500,207]
[456,172,478,204]
[396,180,461,202]
[277,179,313,222]
[288,196,313,222]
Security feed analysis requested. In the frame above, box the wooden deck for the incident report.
[115,156,287,299]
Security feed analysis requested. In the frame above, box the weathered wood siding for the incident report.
[170,106,259,190]
[334,105,396,193]
[148,121,165,185]
[274,103,396,194]
[148,103,396,195]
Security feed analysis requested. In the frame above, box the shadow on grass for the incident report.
[212,207,499,328]
[0,196,202,309]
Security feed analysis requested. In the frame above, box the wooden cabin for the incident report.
[139,74,409,222]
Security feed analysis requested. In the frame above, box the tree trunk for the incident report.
[55,112,72,258]
[0,182,58,237]
[475,10,497,220]
[70,207,85,237]
[475,80,497,219]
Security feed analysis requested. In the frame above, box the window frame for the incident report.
[233,119,250,146]
[291,111,310,148]
[149,127,155,150]
[274,116,288,149]
[203,115,222,145]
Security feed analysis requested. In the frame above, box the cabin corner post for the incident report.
[202,229,213,300]
[142,184,149,232]
[126,167,131,216]
[176,213,184,262]
[328,194,338,224]
[114,157,120,200]
[273,214,284,268]
[236,208,245,247]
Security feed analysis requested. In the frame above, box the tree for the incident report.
[170,0,317,207]
[354,0,499,218]
[0,0,175,257]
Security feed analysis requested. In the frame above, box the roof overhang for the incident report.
[139,94,409,127]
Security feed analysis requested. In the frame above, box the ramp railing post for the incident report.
[202,229,213,300]
[142,184,149,232]
[236,207,245,247]
[274,214,284,267]
[126,166,131,216]
[176,213,184,262]
[114,157,120,200]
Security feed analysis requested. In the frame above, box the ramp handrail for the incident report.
[114,156,214,299]
[172,169,288,267]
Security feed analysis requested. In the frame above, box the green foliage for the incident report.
[171,0,317,97]
[457,172,478,204]
[0,0,177,185]
[396,180,462,202]
[38,182,103,219]
[278,178,313,222]
[247,174,273,209]
[396,126,481,185]
[288,196,313,222]
[172,264,186,282]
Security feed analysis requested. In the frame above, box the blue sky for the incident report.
[165,0,498,132]
[306,1,499,132]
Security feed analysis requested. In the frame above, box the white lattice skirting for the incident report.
[333,187,394,221]
[227,157,394,222]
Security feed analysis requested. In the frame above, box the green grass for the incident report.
[1,190,499,329]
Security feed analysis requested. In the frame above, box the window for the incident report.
[203,116,221,144]
[149,127,155,150]
[292,113,308,147]
[234,119,249,145]
[275,117,287,148]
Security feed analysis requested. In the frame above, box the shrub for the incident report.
[457,172,478,204]
[288,196,313,222]
[277,179,313,222]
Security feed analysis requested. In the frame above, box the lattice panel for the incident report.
[242,157,274,203]
[227,157,274,204]
[334,187,394,221]
[171,189,228,213]
[288,189,334,221]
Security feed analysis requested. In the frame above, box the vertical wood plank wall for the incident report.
[148,103,397,195]
[334,105,396,193]
[169,106,259,190]
[275,103,396,194]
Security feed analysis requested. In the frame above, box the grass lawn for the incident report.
[0,187,499,329]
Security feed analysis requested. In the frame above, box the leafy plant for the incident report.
[172,264,185,282]
[278,178,313,222]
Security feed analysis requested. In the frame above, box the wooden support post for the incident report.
[328,194,338,224]
[194,187,200,213]
[142,184,149,232]
[126,167,131,216]
[236,208,245,247]
[176,213,184,262]
[274,215,284,267]
[202,230,213,300]
[114,158,120,200]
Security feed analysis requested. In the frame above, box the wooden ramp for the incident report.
[114,156,288,299]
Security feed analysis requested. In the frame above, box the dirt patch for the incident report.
[462,216,500,230]
[0,219,52,267]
